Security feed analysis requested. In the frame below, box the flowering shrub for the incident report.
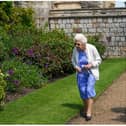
[19,41,73,79]
[2,28,74,80]
[1,58,47,92]
[0,70,7,110]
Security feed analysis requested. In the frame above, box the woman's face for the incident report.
[75,41,86,51]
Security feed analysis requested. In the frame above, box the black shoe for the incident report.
[85,116,92,121]
[80,110,86,118]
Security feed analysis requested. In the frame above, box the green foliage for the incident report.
[88,35,106,57]
[3,28,74,80]
[0,1,34,31]
[1,58,47,92]
[29,41,73,79]
[0,70,7,110]
[0,42,7,61]
[0,26,9,42]
[0,27,10,61]
[40,29,74,78]
[10,7,34,28]
[5,25,36,52]
[0,2,12,26]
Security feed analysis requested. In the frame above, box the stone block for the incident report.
[80,19,84,23]
[66,24,71,28]
[66,19,70,23]
[82,28,88,33]
[119,23,125,28]
[63,19,67,24]
[83,19,89,23]
[122,18,126,22]
[111,37,115,42]
[60,24,65,28]
[97,18,102,23]
[78,24,83,27]
[121,37,125,42]
[83,24,87,28]
[97,28,102,32]
[58,19,62,24]
[69,19,74,23]
[50,19,54,24]
[50,24,55,29]
[87,24,92,28]
[88,28,96,33]
[108,18,112,23]
[116,37,120,41]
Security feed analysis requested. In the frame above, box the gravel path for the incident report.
[68,72,126,124]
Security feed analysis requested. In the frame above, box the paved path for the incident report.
[68,72,126,124]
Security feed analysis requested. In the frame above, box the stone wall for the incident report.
[49,8,126,57]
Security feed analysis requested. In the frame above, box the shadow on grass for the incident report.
[111,107,126,123]
[61,103,83,110]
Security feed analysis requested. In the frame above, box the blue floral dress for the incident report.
[77,50,96,99]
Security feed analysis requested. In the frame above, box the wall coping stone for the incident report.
[49,8,126,19]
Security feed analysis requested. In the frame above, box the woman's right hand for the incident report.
[75,66,82,72]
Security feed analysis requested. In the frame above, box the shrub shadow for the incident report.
[111,107,126,123]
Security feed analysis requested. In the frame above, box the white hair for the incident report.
[74,33,87,44]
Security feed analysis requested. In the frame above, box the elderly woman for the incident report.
[71,33,102,121]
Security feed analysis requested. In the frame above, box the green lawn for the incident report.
[0,58,126,124]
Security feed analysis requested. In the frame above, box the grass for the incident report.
[0,58,126,124]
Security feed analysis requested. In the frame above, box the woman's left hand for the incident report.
[84,63,93,69]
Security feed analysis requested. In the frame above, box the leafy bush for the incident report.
[6,25,36,55]
[0,42,7,61]
[0,70,7,110]
[21,29,74,79]
[0,27,10,61]
[0,1,34,31]
[2,28,73,80]
[0,2,13,26]
[88,35,106,57]
[1,58,47,92]
[23,41,73,79]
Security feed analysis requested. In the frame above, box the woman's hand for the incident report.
[75,66,82,72]
[84,63,93,69]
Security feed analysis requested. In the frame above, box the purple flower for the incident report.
[26,49,34,57]
[44,63,49,68]
[12,47,20,55]
[7,69,14,75]
[13,80,20,87]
